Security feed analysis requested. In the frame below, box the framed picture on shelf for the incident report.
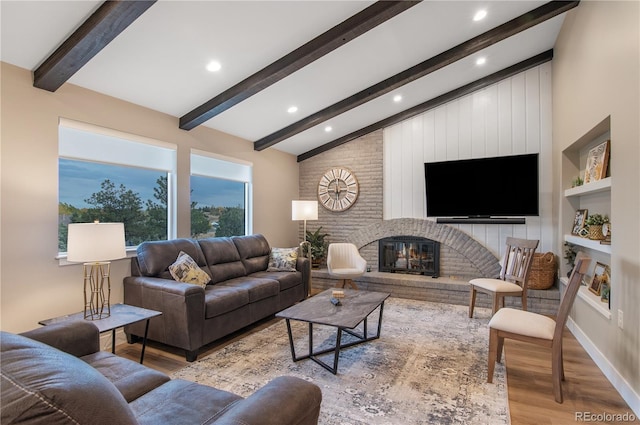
[588,262,610,296]
[572,209,588,235]
[584,140,610,184]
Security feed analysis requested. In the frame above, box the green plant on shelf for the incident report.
[585,213,609,227]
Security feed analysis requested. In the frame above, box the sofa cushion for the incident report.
[250,271,304,291]
[169,251,211,288]
[267,247,299,272]
[0,332,138,425]
[220,277,280,303]
[232,234,271,274]
[82,351,170,402]
[137,239,209,280]
[129,378,242,425]
[198,237,247,283]
[204,285,251,319]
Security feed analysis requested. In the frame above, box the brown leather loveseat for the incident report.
[124,234,309,361]
[1,321,322,425]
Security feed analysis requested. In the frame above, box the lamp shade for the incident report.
[67,222,126,263]
[292,200,318,221]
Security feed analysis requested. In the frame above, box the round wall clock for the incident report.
[317,167,359,212]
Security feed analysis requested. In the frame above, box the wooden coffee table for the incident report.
[276,288,390,374]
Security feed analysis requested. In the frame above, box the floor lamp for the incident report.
[67,222,126,320]
[292,200,318,260]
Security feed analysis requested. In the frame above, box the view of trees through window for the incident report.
[58,159,246,252]
[190,175,245,240]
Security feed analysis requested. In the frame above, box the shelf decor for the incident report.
[584,213,609,240]
[588,262,610,296]
[584,139,610,184]
[572,209,588,235]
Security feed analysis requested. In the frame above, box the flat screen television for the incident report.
[424,153,539,217]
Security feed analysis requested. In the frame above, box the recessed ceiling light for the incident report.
[287,106,298,114]
[473,10,487,21]
[324,126,332,132]
[476,57,486,66]
[393,94,402,103]
[206,60,222,72]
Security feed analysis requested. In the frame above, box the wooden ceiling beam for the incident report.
[256,1,579,151]
[297,50,554,162]
[33,0,156,92]
[179,1,421,130]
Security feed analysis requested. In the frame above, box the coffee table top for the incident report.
[39,303,161,333]
[276,288,390,329]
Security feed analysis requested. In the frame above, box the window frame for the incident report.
[58,118,177,258]
[190,149,253,237]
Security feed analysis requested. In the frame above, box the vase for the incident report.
[588,225,605,240]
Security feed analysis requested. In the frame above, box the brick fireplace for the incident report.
[350,218,501,280]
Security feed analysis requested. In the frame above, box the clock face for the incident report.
[318,168,359,212]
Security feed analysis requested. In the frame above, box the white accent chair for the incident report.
[487,253,591,403]
[326,243,367,290]
[468,237,539,318]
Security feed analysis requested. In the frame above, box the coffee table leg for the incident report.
[111,330,116,354]
[139,319,151,364]
[284,319,298,361]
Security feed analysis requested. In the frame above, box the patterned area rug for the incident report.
[172,297,509,425]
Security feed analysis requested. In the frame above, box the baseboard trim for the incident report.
[567,317,640,417]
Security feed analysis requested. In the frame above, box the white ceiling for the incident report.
[0,1,568,157]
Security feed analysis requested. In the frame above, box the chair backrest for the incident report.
[327,243,364,270]
[553,253,591,341]
[500,237,539,289]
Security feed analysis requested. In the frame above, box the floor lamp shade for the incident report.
[67,222,126,320]
[291,200,318,221]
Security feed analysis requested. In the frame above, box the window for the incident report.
[58,119,176,252]
[190,150,252,239]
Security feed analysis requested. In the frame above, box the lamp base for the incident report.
[83,262,111,320]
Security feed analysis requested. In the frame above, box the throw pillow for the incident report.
[267,247,299,272]
[169,251,211,288]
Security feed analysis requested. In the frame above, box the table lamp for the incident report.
[67,222,126,320]
[292,200,318,258]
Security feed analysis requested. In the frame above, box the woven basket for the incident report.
[528,252,556,290]
[588,225,605,240]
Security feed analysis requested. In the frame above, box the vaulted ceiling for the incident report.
[0,1,578,161]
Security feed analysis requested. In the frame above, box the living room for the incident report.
[1,1,638,424]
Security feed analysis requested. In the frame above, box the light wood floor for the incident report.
[117,318,637,424]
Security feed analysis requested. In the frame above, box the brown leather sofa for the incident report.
[124,234,309,361]
[1,321,322,425]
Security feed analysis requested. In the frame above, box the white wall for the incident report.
[0,63,301,334]
[552,1,639,413]
[384,63,554,260]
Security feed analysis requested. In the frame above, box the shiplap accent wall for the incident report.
[383,62,554,260]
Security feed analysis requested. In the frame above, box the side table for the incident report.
[39,303,161,364]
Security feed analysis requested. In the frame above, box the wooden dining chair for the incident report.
[487,253,591,403]
[468,237,539,318]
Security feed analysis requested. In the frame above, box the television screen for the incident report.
[424,153,539,217]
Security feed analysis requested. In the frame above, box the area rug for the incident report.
[172,298,509,425]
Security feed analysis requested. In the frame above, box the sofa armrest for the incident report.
[213,376,321,425]
[123,276,205,353]
[20,320,100,357]
[296,256,311,297]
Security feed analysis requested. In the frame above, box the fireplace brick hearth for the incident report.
[310,218,560,315]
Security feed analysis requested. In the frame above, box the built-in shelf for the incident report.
[560,277,611,319]
[564,177,611,198]
[564,234,612,254]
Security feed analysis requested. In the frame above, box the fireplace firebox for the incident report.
[379,236,440,276]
